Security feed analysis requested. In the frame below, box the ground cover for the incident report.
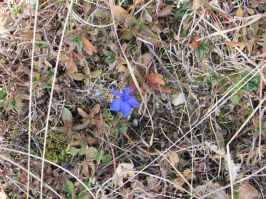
[0,0,265,198]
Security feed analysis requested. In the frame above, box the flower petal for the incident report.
[110,98,122,111]
[111,89,123,97]
[122,88,130,96]
[120,101,132,117]
[127,96,140,107]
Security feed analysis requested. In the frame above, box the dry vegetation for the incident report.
[0,0,266,198]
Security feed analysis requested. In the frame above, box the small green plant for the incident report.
[127,42,138,53]
[12,7,19,17]
[62,180,91,199]
[231,71,261,104]
[2,92,24,112]
[195,39,210,60]
[69,36,83,52]
[174,1,191,18]
[0,87,6,100]
[103,49,116,63]
[35,40,49,48]
[62,180,75,199]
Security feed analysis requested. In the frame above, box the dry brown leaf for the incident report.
[146,176,162,192]
[173,177,185,192]
[224,41,245,50]
[247,38,256,52]
[17,65,40,77]
[238,181,261,199]
[188,38,200,49]
[143,82,152,94]
[113,163,135,186]
[117,64,127,72]
[83,1,91,14]
[247,7,255,15]
[141,53,152,67]
[66,58,78,73]
[145,73,163,84]
[236,7,244,17]
[81,36,95,52]
[195,182,229,199]
[167,150,179,168]
[253,21,259,36]
[183,168,195,180]
[156,5,173,17]
[112,5,128,23]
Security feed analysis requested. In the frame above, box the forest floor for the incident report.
[0,0,266,198]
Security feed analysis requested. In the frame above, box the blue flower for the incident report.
[110,88,140,117]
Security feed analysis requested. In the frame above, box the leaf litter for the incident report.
[0,0,265,198]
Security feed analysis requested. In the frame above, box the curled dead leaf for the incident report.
[145,73,163,84]
[112,5,129,23]
[224,40,245,50]
[81,36,95,52]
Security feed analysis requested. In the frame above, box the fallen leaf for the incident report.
[156,5,173,17]
[195,182,230,199]
[247,38,256,53]
[143,82,152,94]
[113,163,135,186]
[173,177,185,192]
[146,176,162,192]
[238,181,261,199]
[62,107,72,124]
[236,7,244,17]
[145,73,164,84]
[149,83,174,92]
[131,180,145,190]
[112,5,129,23]
[183,169,195,180]
[188,40,200,49]
[81,36,95,52]
[66,58,78,73]
[83,1,91,14]
[247,7,255,15]
[167,150,179,168]
[141,53,152,67]
[224,40,245,50]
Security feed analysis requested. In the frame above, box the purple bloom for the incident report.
[110,88,140,117]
